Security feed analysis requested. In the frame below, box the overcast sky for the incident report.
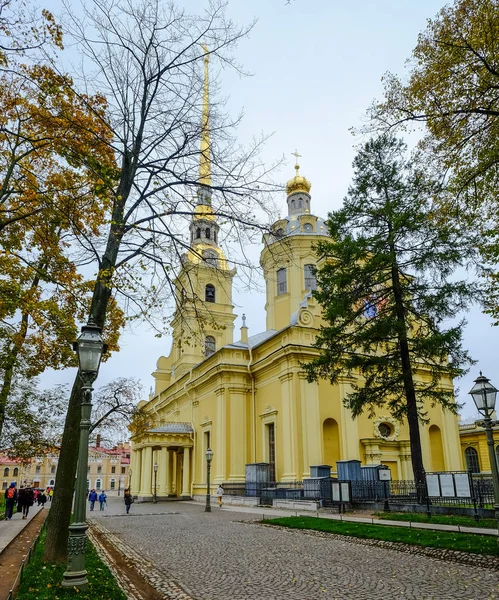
[41,0,497,422]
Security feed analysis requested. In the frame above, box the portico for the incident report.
[131,423,194,501]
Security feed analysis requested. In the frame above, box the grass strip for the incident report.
[374,511,497,529]
[263,516,499,556]
[16,527,127,599]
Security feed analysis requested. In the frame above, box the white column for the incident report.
[181,447,191,497]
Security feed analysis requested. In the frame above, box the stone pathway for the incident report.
[89,498,499,600]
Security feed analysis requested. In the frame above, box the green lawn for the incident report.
[374,511,497,529]
[264,516,499,556]
[16,528,126,600]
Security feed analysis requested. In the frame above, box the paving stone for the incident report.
[89,498,499,600]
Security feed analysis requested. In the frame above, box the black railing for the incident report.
[221,475,496,510]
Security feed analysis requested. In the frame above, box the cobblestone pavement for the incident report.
[92,498,499,600]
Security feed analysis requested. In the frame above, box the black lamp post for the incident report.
[205,448,213,512]
[153,462,158,503]
[468,372,499,533]
[62,319,107,589]
[128,468,132,495]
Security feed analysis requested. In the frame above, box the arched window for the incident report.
[3,467,9,477]
[275,228,284,239]
[304,264,316,291]
[205,336,216,357]
[298,198,303,208]
[205,284,215,303]
[110,478,116,490]
[196,227,201,239]
[13,467,18,477]
[205,227,211,239]
[291,199,295,208]
[213,230,217,243]
[464,447,480,473]
[95,478,102,490]
[277,268,287,295]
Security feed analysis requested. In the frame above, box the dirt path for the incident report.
[88,526,165,600]
[0,510,47,599]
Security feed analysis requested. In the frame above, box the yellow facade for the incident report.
[131,58,462,500]
[132,172,463,500]
[459,421,499,473]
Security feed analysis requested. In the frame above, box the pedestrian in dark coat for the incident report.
[38,491,47,508]
[20,486,34,519]
[124,489,133,514]
[4,482,17,520]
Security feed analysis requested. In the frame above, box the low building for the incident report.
[0,439,131,492]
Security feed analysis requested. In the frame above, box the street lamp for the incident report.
[469,372,499,532]
[128,468,132,495]
[205,448,213,512]
[153,462,158,503]
[62,318,107,590]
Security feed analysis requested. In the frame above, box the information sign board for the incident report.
[439,473,455,496]
[426,474,440,497]
[454,473,471,498]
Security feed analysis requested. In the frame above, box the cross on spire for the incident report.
[291,149,302,175]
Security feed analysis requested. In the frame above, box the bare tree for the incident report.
[45,0,279,562]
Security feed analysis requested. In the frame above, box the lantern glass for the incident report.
[469,373,498,417]
[205,448,213,463]
[75,322,105,375]
[153,463,158,472]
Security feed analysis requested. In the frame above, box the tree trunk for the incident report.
[0,273,40,437]
[389,231,425,486]
[43,375,83,562]
[44,180,129,562]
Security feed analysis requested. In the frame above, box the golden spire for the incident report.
[199,44,211,197]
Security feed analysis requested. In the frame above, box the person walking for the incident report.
[216,484,224,507]
[88,489,98,511]
[5,482,17,520]
[48,488,53,502]
[124,489,133,514]
[98,491,107,511]
[19,486,34,519]
[38,491,47,508]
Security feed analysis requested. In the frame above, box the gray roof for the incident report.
[148,422,194,434]
[226,329,278,350]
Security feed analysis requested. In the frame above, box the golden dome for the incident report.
[286,164,311,196]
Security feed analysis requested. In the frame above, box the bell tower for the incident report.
[260,153,328,331]
[170,47,236,379]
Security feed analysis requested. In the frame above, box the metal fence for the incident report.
[221,474,495,510]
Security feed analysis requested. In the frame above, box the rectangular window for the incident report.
[121,466,126,474]
[267,423,276,482]
[204,430,211,455]
[304,264,316,291]
[277,268,287,295]
[97,466,102,474]
[35,466,41,474]
[111,466,116,474]
[110,479,115,490]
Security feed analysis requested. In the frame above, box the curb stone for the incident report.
[88,518,194,600]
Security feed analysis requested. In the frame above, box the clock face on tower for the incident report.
[303,223,314,233]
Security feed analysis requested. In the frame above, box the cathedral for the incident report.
[130,53,463,501]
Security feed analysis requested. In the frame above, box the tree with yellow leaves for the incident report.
[368,0,499,317]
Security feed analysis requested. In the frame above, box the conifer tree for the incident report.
[303,135,475,485]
